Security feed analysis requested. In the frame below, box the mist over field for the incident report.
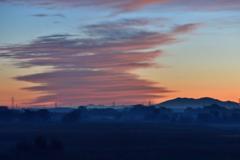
[0,98,240,159]
[1,0,240,159]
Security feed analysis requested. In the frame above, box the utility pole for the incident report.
[148,100,152,106]
[112,101,116,107]
[54,101,58,108]
[11,96,15,109]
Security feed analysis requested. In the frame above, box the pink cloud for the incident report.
[1,0,240,11]
[17,70,171,105]
[172,23,201,34]
[0,19,199,105]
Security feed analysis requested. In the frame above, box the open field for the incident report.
[1,123,240,160]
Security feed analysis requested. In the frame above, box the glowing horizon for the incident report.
[0,0,240,107]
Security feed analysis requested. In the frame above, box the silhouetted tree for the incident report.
[20,109,51,122]
[0,107,19,122]
[36,109,51,121]
[16,141,31,152]
[49,139,64,151]
[62,109,82,123]
[34,136,47,150]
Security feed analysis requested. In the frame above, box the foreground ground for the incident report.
[1,122,240,160]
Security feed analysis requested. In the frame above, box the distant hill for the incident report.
[158,97,240,110]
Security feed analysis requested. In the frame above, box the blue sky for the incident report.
[0,0,240,106]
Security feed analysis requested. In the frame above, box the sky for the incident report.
[0,0,240,107]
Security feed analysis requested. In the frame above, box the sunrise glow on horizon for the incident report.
[0,0,240,107]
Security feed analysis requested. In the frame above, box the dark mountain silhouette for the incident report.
[159,97,239,110]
